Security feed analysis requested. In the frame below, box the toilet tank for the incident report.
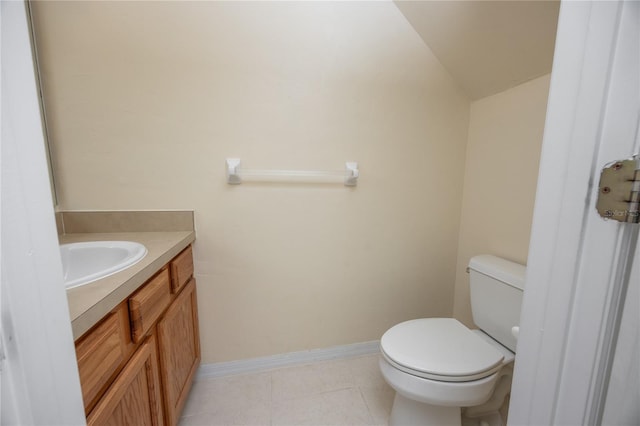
[468,255,525,352]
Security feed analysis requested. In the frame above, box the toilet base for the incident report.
[389,392,461,426]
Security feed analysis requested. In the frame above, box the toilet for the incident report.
[379,255,525,426]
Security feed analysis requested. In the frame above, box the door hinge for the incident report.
[596,155,640,223]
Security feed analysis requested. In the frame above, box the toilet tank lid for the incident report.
[468,255,526,290]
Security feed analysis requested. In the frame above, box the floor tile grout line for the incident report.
[356,385,377,425]
[358,385,375,422]
[268,371,274,426]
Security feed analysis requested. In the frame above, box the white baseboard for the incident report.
[196,340,380,380]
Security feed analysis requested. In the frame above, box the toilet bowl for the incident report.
[379,255,525,426]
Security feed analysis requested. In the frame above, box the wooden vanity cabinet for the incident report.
[75,245,199,426]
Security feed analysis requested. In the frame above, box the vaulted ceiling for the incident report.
[394,0,560,100]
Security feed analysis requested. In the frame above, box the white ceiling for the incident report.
[394,0,560,100]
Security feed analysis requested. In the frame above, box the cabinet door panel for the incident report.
[87,335,164,426]
[157,278,200,425]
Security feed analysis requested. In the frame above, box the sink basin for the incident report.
[61,241,148,289]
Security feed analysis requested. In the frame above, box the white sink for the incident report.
[61,241,148,289]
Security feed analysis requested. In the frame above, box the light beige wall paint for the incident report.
[453,75,550,327]
[394,1,559,100]
[32,1,471,363]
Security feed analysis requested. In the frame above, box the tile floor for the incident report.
[179,353,395,426]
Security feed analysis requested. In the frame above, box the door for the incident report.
[1,1,85,424]
[601,247,639,425]
[509,1,639,425]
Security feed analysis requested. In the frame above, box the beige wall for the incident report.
[32,1,471,363]
[453,75,550,327]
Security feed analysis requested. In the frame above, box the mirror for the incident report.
[26,1,58,206]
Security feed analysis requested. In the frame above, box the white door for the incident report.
[510,1,639,425]
[601,247,639,426]
[1,1,86,424]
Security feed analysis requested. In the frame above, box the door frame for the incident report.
[509,1,639,424]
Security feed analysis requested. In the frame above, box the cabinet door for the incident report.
[157,278,201,425]
[87,335,164,426]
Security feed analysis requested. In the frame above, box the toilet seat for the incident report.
[380,318,505,382]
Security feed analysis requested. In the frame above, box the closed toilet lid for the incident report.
[380,318,505,382]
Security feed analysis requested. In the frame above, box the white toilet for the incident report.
[379,255,525,426]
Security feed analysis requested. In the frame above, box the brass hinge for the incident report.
[596,155,640,223]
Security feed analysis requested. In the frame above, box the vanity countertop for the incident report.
[62,230,195,339]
